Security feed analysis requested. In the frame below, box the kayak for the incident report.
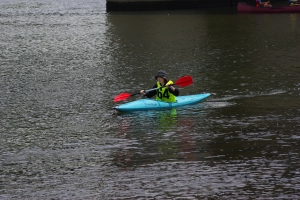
[114,93,210,112]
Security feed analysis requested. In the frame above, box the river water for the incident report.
[1,0,300,199]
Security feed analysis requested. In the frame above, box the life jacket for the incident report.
[256,0,260,7]
[156,80,177,102]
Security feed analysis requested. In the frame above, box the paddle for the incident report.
[113,76,193,102]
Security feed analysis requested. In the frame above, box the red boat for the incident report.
[237,2,300,13]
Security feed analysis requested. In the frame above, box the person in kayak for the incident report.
[140,70,179,102]
[256,0,272,7]
[290,0,300,5]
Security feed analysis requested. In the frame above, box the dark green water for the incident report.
[1,1,300,199]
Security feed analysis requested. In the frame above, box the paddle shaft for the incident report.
[128,84,176,98]
[144,83,176,93]
[113,76,193,102]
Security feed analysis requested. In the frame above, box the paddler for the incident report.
[256,0,272,7]
[140,70,179,102]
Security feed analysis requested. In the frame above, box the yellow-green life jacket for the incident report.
[156,80,176,102]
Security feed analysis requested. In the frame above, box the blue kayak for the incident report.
[114,93,210,112]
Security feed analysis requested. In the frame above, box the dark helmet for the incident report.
[155,70,167,80]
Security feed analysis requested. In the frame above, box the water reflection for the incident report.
[113,108,212,169]
[290,14,297,31]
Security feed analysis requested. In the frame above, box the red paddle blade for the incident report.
[113,93,131,102]
[175,76,193,87]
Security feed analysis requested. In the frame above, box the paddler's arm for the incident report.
[140,84,157,98]
[166,83,179,96]
[167,85,179,96]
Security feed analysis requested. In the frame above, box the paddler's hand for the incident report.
[140,90,146,95]
[166,84,175,91]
